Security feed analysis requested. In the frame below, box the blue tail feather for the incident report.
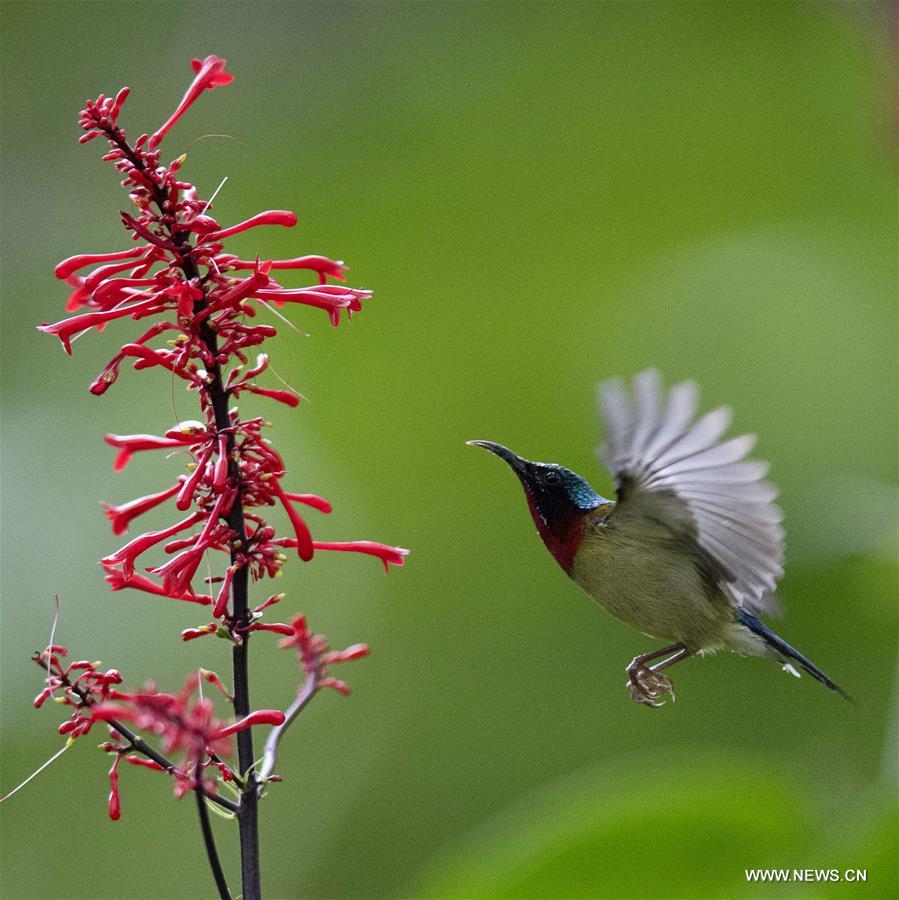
[738,610,853,703]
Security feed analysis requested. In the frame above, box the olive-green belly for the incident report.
[570,526,732,650]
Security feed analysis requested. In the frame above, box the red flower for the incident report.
[101,481,182,534]
[149,55,233,149]
[104,432,197,471]
[204,210,296,241]
[108,754,122,820]
[101,512,203,578]
[278,615,370,696]
[88,672,284,803]
[275,538,409,571]
[104,567,212,606]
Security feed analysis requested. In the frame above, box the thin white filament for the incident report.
[0,740,73,805]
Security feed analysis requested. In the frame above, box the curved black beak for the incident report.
[466,440,528,476]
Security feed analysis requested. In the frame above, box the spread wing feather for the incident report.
[597,369,784,615]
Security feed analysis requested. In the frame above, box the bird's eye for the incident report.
[544,470,561,485]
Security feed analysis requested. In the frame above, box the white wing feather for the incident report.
[597,370,784,615]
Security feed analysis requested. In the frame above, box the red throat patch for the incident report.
[523,490,588,575]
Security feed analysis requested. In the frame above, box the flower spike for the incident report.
[32,53,407,897]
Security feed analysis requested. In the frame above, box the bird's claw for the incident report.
[626,662,676,708]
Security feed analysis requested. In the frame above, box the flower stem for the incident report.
[195,767,232,900]
[193,308,260,900]
[257,669,319,785]
[231,609,261,899]
[175,195,261,900]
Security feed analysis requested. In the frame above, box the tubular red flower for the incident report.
[175,443,214,510]
[211,709,285,740]
[108,754,122,820]
[85,703,129,724]
[212,433,229,492]
[150,546,206,596]
[102,512,203,577]
[218,254,347,282]
[247,622,295,636]
[104,568,212,605]
[272,483,314,561]
[55,247,146,280]
[243,385,301,407]
[122,343,200,382]
[64,275,90,312]
[278,539,409,571]
[123,755,165,771]
[150,492,234,593]
[149,55,233,149]
[240,353,270,381]
[102,481,181,535]
[212,565,236,619]
[105,433,195,471]
[254,286,370,327]
[33,687,54,709]
[84,254,161,293]
[321,675,352,695]
[323,643,369,664]
[39,297,164,354]
[200,669,231,700]
[283,493,333,514]
[182,625,216,641]
[164,421,209,441]
[204,210,297,242]
[208,266,272,312]
[185,214,221,235]
[92,277,160,305]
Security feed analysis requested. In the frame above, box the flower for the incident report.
[90,677,285,791]
[149,56,234,149]
[311,540,410,572]
[33,646,123,739]
[278,615,370,696]
[101,482,182,534]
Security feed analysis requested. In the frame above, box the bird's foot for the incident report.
[626,660,676,709]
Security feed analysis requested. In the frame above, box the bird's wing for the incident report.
[597,369,784,616]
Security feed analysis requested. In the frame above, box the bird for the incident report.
[469,369,850,707]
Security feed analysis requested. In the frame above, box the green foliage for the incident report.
[412,756,898,899]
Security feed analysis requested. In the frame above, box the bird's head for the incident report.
[468,440,610,573]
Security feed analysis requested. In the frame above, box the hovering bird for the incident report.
[469,369,850,707]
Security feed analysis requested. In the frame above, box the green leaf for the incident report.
[411,755,819,899]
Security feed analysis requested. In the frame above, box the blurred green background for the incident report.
[1,2,896,898]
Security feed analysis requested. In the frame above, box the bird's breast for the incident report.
[570,522,731,647]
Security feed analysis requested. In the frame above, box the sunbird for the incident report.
[470,369,850,707]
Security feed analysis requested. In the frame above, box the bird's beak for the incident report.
[466,440,528,476]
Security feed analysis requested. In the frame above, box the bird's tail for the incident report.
[738,609,853,703]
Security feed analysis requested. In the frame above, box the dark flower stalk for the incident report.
[30,55,407,899]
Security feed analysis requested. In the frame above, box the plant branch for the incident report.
[186,248,260,900]
[257,669,320,785]
[195,766,232,900]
